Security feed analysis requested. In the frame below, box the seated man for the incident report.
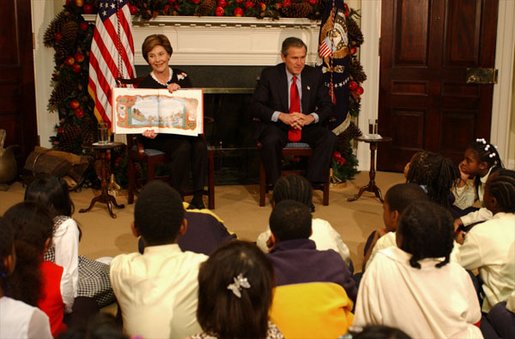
[251,36,336,186]
[110,181,207,338]
[267,200,357,302]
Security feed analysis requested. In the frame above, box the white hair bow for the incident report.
[227,273,251,298]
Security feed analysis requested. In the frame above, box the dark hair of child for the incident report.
[406,151,459,209]
[57,313,128,339]
[486,169,515,213]
[272,175,313,207]
[384,183,429,214]
[269,200,312,242]
[397,201,454,269]
[197,240,274,339]
[468,138,504,170]
[351,325,412,339]
[3,201,54,306]
[24,174,74,218]
[0,217,15,294]
[134,180,185,246]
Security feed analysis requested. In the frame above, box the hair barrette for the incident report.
[227,273,251,298]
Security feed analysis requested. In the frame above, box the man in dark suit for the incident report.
[252,37,336,186]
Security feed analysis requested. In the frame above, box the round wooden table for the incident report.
[348,135,392,203]
[79,142,125,218]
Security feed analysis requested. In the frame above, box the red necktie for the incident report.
[288,76,302,142]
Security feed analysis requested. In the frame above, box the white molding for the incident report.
[83,15,322,66]
[31,0,60,148]
[357,1,381,171]
[491,0,515,167]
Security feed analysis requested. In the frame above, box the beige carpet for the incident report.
[0,171,403,271]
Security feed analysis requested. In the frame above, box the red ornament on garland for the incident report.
[348,80,358,91]
[128,4,138,15]
[69,99,80,110]
[234,7,244,17]
[83,3,94,14]
[215,6,224,16]
[356,86,364,95]
[74,107,84,119]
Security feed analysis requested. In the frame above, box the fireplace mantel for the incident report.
[83,15,321,66]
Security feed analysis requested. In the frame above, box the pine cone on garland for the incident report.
[43,11,70,48]
[337,121,363,150]
[347,17,364,46]
[282,2,313,18]
[348,59,367,83]
[48,82,73,112]
[196,0,216,16]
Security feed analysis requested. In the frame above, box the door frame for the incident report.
[357,0,514,171]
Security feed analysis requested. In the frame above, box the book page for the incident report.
[111,88,204,136]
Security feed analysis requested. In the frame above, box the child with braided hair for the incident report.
[353,201,482,338]
[404,150,459,210]
[457,169,515,315]
[454,138,504,229]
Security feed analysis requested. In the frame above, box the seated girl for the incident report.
[353,201,482,338]
[4,202,72,336]
[191,240,283,339]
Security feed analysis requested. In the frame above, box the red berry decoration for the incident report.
[74,0,84,7]
[348,80,358,91]
[79,22,89,31]
[54,32,63,42]
[234,7,244,17]
[65,56,75,66]
[356,86,364,95]
[69,99,80,109]
[83,3,94,14]
[217,0,227,8]
[74,107,84,119]
[215,6,224,16]
[128,4,138,15]
[351,47,357,55]
[244,1,254,8]
[72,64,81,73]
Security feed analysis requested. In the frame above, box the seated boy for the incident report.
[362,183,428,271]
[110,181,207,338]
[267,200,357,302]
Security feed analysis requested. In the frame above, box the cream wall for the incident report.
[31,0,514,169]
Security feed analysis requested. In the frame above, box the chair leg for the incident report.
[323,182,330,206]
[259,161,266,206]
[207,148,215,209]
[128,160,135,204]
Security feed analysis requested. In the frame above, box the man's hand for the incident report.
[279,112,315,129]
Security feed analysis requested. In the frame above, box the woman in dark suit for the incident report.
[139,34,207,209]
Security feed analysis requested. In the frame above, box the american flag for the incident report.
[318,36,333,58]
[88,0,135,127]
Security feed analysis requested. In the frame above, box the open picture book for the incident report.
[111,88,203,136]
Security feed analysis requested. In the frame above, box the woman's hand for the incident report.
[167,82,181,93]
[142,129,157,139]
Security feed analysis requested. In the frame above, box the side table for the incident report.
[80,142,125,218]
[348,136,392,203]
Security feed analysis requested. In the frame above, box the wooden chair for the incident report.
[258,142,330,207]
[116,77,216,209]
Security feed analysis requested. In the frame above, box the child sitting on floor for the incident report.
[25,174,110,317]
[110,180,208,339]
[404,150,459,210]
[454,138,504,229]
[457,169,515,314]
[4,201,72,336]
[191,241,283,339]
[353,201,482,338]
[0,216,52,339]
[362,183,428,271]
[256,175,351,267]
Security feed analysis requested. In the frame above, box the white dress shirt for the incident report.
[110,244,207,339]
[458,212,515,312]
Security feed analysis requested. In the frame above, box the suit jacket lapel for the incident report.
[278,65,289,112]
[300,69,311,113]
